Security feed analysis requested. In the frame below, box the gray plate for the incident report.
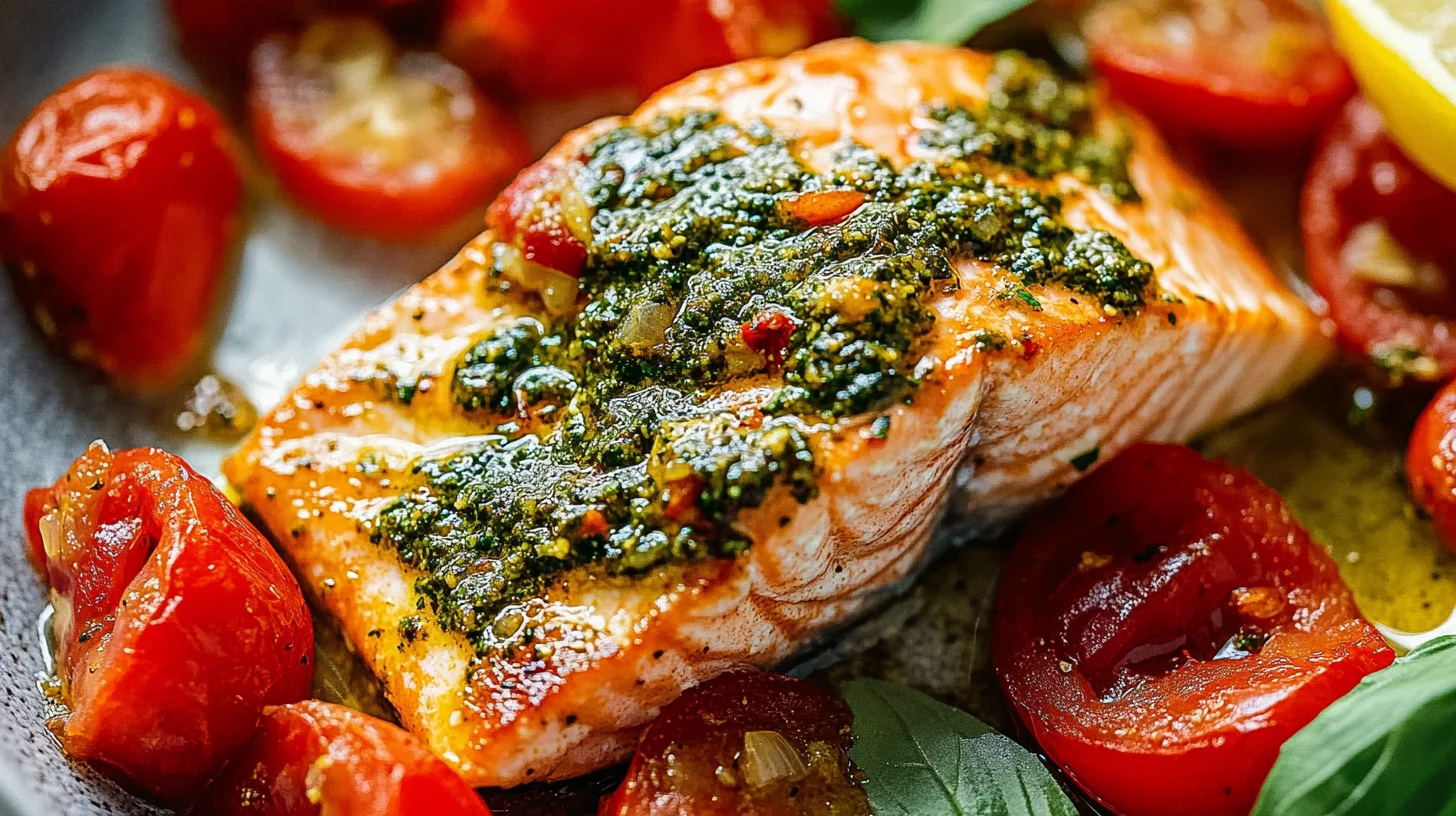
[0,1,485,812]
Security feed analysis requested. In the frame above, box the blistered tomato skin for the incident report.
[193,700,492,816]
[1303,97,1456,383]
[601,671,868,816]
[993,444,1393,816]
[1408,382,1456,552]
[249,17,529,240]
[0,67,242,387]
[1085,0,1352,148]
[24,444,313,800]
[441,0,839,100]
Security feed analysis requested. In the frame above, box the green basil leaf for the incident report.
[843,679,1078,816]
[1252,635,1456,816]
[835,0,1035,45]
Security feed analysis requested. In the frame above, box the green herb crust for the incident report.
[368,53,1154,651]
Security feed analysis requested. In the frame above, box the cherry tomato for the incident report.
[169,0,445,75]
[249,17,529,240]
[1302,96,1456,383]
[193,700,491,816]
[1084,0,1354,148]
[169,0,299,73]
[601,670,868,816]
[993,443,1393,816]
[0,68,243,387]
[1407,381,1456,551]
[24,443,313,800]
[441,0,839,100]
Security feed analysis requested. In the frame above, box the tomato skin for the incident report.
[1302,96,1456,382]
[1085,0,1353,148]
[441,0,839,100]
[193,700,491,816]
[1,68,243,387]
[1408,381,1456,551]
[601,670,867,816]
[24,444,313,800]
[993,444,1393,816]
[248,18,529,240]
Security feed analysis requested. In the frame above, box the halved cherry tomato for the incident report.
[249,17,529,240]
[193,700,491,815]
[600,670,867,816]
[1084,0,1354,148]
[24,444,313,800]
[1407,380,1456,551]
[441,0,839,101]
[1303,96,1456,383]
[993,444,1393,816]
[1,68,243,387]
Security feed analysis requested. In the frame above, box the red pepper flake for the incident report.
[664,476,703,522]
[778,189,866,228]
[577,508,609,538]
[741,309,798,368]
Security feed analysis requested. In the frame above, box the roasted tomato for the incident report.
[441,0,839,100]
[1408,380,1456,551]
[1084,0,1353,148]
[600,671,868,816]
[193,700,491,815]
[1303,96,1456,383]
[993,444,1393,816]
[249,17,529,240]
[24,443,313,799]
[0,68,243,387]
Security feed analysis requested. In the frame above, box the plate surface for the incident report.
[0,1,473,812]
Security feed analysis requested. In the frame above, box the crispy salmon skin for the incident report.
[225,39,1326,786]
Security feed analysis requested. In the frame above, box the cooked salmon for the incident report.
[224,38,1327,787]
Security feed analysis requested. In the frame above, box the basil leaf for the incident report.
[835,0,1035,45]
[843,679,1078,816]
[1252,635,1456,816]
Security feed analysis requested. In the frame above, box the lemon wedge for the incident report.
[1326,0,1456,191]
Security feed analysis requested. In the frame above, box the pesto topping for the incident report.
[369,52,1155,650]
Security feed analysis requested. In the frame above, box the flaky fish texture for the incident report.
[226,39,1326,787]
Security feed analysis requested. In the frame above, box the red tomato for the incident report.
[600,671,867,816]
[993,443,1393,816]
[24,444,313,799]
[0,68,243,387]
[249,17,529,240]
[1303,96,1456,383]
[1407,381,1456,551]
[169,0,299,72]
[1084,0,1353,148]
[441,0,839,100]
[193,700,491,816]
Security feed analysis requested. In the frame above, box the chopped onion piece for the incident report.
[619,302,676,349]
[493,242,580,316]
[741,730,809,789]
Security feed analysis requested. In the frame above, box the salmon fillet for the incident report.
[224,39,1326,787]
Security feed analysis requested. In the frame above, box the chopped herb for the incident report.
[1014,289,1043,311]
[1071,447,1100,472]
[369,56,1154,654]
